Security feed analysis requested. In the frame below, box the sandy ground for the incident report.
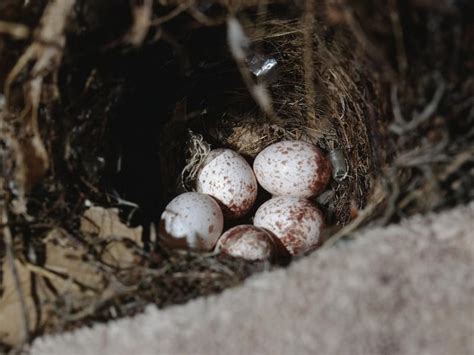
[31,202,474,355]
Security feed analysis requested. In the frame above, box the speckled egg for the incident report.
[216,225,275,261]
[197,149,257,219]
[253,140,331,198]
[253,196,324,256]
[159,192,224,251]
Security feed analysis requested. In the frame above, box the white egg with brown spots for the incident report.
[253,196,324,256]
[253,140,331,198]
[159,192,223,251]
[197,149,257,219]
[216,225,275,261]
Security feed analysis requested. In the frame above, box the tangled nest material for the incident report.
[0,0,472,351]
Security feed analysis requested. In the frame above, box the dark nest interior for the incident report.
[0,0,473,351]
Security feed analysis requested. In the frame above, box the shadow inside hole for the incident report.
[103,25,251,228]
[104,42,184,227]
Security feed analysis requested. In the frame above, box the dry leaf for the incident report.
[42,230,105,293]
[81,207,143,268]
[0,228,106,346]
[0,259,35,346]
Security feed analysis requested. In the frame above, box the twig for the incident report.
[390,77,446,135]
[4,0,76,191]
[1,194,30,344]
[412,79,445,123]
[395,137,449,167]
[389,0,407,75]
[323,182,386,248]
[24,262,100,293]
[227,17,283,125]
[151,3,189,25]
[302,0,317,124]
[390,84,405,125]
[439,145,474,181]
[187,6,224,26]
[62,276,136,322]
[340,1,396,79]
[125,0,153,46]
[0,21,30,39]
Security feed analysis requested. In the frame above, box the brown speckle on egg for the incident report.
[216,225,290,262]
[197,149,258,219]
[253,140,332,198]
[253,196,324,256]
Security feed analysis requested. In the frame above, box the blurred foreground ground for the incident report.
[31,202,474,355]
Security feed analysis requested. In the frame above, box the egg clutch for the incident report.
[159,140,332,262]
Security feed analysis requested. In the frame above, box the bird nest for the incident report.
[0,0,472,351]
